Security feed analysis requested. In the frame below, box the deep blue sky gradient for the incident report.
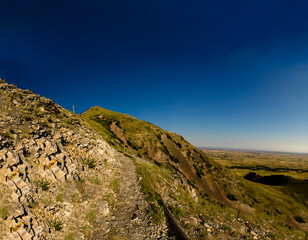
[1,0,308,152]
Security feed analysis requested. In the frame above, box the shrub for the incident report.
[174,141,182,149]
[295,216,305,223]
[170,155,179,163]
[154,160,162,167]
[65,234,74,240]
[52,219,62,231]
[227,194,237,201]
[149,204,164,224]
[85,158,95,168]
[0,206,8,219]
[86,210,96,223]
[170,205,185,219]
[87,176,101,185]
[71,193,78,203]
[41,120,49,128]
[193,163,204,178]
[56,194,63,202]
[27,201,38,208]
[41,198,52,205]
[221,224,231,232]
[39,179,49,191]
[3,131,11,139]
[111,179,120,193]
[76,180,85,194]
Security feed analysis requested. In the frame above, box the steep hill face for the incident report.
[82,107,230,204]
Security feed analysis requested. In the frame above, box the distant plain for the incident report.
[203,149,308,236]
[203,149,308,180]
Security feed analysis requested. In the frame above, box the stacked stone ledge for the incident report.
[0,131,115,239]
[0,79,116,239]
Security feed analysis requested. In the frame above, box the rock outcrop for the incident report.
[0,79,171,239]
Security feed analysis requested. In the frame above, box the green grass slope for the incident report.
[82,106,230,203]
[83,106,308,239]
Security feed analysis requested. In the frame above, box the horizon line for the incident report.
[198,146,308,155]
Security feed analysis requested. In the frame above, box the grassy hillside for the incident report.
[82,106,229,203]
[83,106,308,239]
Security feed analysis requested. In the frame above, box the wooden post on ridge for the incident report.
[73,105,75,114]
[237,210,241,218]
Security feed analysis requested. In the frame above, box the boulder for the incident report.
[6,152,20,167]
[53,132,62,141]
[7,170,20,180]
[38,130,48,137]
[45,159,57,169]
[101,202,110,217]
[18,229,33,240]
[66,163,77,173]
[14,144,25,152]
[11,191,20,201]
[0,151,6,167]
[55,153,66,162]
[0,166,10,182]
[7,232,21,240]
[44,141,58,156]
[6,179,17,190]
[21,215,32,224]
[29,146,42,158]
[51,166,66,180]
[17,164,28,174]
[38,156,49,170]
[41,169,56,183]
[35,140,45,151]
[13,177,30,194]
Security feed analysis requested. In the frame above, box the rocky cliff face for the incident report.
[0,80,170,240]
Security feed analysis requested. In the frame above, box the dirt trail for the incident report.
[104,154,170,239]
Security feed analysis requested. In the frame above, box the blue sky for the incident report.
[1,0,308,152]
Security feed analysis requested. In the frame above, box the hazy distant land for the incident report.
[202,148,308,180]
